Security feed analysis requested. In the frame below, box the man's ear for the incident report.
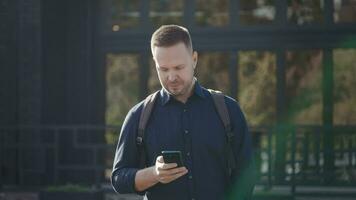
[193,51,198,69]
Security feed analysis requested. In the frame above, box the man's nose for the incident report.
[168,72,177,82]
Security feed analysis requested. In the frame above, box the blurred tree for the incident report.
[238,51,276,125]
[196,52,230,94]
[148,59,161,93]
[288,0,324,25]
[240,0,275,25]
[150,0,184,28]
[196,0,229,26]
[285,50,323,125]
[105,54,140,143]
[334,0,356,23]
[333,49,356,125]
[109,0,140,31]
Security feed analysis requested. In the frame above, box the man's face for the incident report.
[152,42,197,100]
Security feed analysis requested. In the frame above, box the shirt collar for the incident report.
[159,79,206,105]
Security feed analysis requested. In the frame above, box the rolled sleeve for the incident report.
[111,103,146,195]
[112,168,139,194]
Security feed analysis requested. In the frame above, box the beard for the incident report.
[163,78,195,99]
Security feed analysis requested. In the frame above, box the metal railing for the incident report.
[0,125,355,194]
[251,125,356,195]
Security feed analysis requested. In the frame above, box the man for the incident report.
[112,25,255,200]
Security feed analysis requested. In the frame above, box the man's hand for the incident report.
[154,156,188,184]
[134,156,188,192]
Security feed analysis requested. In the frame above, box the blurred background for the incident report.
[0,0,356,199]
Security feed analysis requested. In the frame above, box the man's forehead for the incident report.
[153,42,191,53]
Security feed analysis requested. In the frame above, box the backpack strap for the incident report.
[137,91,160,168]
[208,89,236,177]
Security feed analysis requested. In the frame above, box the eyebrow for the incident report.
[157,64,184,69]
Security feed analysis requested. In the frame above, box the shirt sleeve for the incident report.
[226,97,256,200]
[111,104,146,195]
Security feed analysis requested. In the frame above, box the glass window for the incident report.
[334,0,356,23]
[195,0,229,27]
[106,0,140,31]
[105,53,140,127]
[239,0,276,25]
[196,52,230,94]
[150,0,184,28]
[287,0,324,25]
[238,51,276,126]
[285,50,323,125]
[333,49,356,125]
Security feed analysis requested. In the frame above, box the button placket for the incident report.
[181,104,195,199]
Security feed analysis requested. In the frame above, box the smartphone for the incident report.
[161,150,184,167]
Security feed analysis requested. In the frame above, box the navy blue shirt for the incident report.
[112,82,254,200]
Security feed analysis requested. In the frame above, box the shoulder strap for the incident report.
[208,89,236,177]
[137,91,160,168]
[208,89,231,131]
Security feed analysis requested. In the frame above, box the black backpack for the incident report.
[136,89,236,177]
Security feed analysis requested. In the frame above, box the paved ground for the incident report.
[1,185,355,200]
[2,193,355,200]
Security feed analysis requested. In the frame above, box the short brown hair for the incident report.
[151,25,193,54]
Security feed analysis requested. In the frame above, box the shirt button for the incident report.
[192,198,195,200]
[187,152,190,156]
[189,175,193,179]
[183,109,187,112]
[184,130,189,134]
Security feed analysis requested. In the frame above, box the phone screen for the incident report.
[161,151,184,167]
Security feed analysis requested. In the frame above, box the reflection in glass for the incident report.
[239,0,276,25]
[287,0,324,25]
[334,0,356,23]
[333,49,356,125]
[150,0,183,27]
[108,0,140,31]
[196,52,229,94]
[106,54,139,127]
[286,50,323,124]
[238,51,276,125]
[196,0,229,27]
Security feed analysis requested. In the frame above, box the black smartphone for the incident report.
[161,150,184,167]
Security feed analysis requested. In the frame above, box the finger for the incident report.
[160,169,188,183]
[158,167,187,180]
[157,166,186,177]
[156,156,164,163]
[166,167,187,175]
[160,162,177,170]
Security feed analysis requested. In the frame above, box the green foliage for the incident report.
[105,54,140,143]
[238,51,276,125]
[285,50,323,125]
[45,184,91,192]
[333,49,356,125]
[106,54,139,126]
[197,52,230,94]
